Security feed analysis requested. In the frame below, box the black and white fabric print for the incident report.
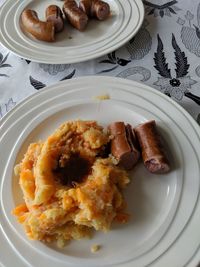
[178,4,200,57]
[30,76,46,90]
[98,51,131,73]
[29,69,76,90]
[98,21,152,74]
[126,20,152,60]
[153,34,199,103]
[144,0,181,18]
[116,67,151,82]
[22,59,31,64]
[39,64,71,75]
[195,65,200,77]
[0,52,11,77]
[197,113,200,125]
[0,98,16,118]
[60,69,76,80]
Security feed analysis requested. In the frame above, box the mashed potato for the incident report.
[13,120,130,246]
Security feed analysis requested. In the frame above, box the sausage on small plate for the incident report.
[79,0,110,20]
[63,0,88,31]
[46,5,64,33]
[21,9,55,42]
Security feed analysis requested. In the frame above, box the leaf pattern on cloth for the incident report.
[184,92,200,105]
[116,67,151,82]
[39,64,71,75]
[154,35,171,78]
[179,4,200,56]
[172,34,189,78]
[60,69,76,80]
[144,0,181,18]
[126,20,152,60]
[98,51,130,73]
[30,70,76,90]
[30,76,46,90]
[0,53,12,77]
[154,34,199,103]
[0,98,16,118]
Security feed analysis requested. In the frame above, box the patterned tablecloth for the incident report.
[0,1,200,266]
[0,0,200,124]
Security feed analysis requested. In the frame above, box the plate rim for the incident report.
[1,76,199,132]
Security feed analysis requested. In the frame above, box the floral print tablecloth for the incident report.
[0,0,200,124]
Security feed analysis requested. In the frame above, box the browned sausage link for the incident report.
[79,0,110,20]
[21,9,55,42]
[63,0,88,31]
[79,0,92,16]
[109,122,140,170]
[46,5,64,33]
[135,120,170,174]
[91,0,110,20]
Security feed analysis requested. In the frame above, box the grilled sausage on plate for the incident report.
[63,0,88,31]
[21,9,55,42]
[79,0,110,20]
[46,5,64,33]
[135,120,170,174]
[109,122,140,170]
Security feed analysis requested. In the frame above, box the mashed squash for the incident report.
[13,120,130,246]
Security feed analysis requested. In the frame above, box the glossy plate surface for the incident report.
[0,76,200,267]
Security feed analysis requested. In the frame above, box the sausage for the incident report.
[135,120,170,174]
[46,5,64,33]
[79,0,92,16]
[63,0,88,31]
[109,122,140,170]
[91,0,110,20]
[79,0,110,20]
[21,9,55,42]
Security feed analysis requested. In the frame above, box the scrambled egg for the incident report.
[13,120,130,246]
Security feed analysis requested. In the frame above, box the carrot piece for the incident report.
[12,203,28,216]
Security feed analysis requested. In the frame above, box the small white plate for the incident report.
[0,76,200,267]
[0,0,144,64]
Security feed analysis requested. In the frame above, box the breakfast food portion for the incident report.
[13,120,130,246]
[13,119,170,247]
[20,0,111,42]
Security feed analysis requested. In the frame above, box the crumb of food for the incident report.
[109,154,119,165]
[57,238,66,248]
[91,244,101,253]
[95,94,110,100]
[14,164,21,176]
[12,120,130,247]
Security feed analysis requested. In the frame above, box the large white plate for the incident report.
[0,0,144,64]
[0,76,200,267]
